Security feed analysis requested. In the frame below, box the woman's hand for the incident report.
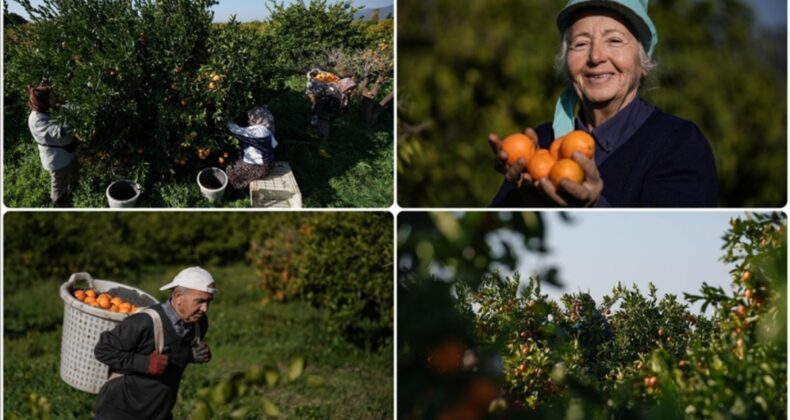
[535,152,603,207]
[487,128,539,188]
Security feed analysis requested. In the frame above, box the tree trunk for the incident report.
[362,91,393,126]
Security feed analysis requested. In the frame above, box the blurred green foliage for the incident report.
[3,212,251,293]
[248,212,393,349]
[397,0,786,207]
[398,212,565,287]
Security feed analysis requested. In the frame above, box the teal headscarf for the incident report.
[552,0,658,138]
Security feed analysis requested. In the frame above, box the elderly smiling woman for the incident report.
[489,0,718,207]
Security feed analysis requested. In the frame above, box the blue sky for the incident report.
[507,212,742,315]
[6,0,394,22]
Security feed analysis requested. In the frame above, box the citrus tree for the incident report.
[399,212,786,418]
[5,0,282,204]
[264,0,366,71]
[247,212,393,350]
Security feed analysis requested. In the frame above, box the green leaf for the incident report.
[264,368,280,387]
[260,396,280,417]
[305,374,324,386]
[287,356,304,381]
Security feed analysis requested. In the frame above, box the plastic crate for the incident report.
[250,161,302,208]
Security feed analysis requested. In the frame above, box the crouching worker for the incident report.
[27,85,78,207]
[94,267,216,420]
[225,105,277,190]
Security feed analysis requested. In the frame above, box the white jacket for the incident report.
[28,111,76,171]
[226,122,277,165]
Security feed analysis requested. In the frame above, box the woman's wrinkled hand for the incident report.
[535,152,603,207]
[487,128,539,188]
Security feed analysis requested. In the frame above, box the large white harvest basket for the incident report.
[59,272,158,394]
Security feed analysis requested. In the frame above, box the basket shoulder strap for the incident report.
[140,308,165,353]
[107,308,165,381]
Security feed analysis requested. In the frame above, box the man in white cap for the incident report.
[94,267,217,420]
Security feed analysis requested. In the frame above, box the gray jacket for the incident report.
[28,111,76,171]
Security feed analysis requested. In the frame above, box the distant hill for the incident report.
[4,12,28,25]
[355,5,393,20]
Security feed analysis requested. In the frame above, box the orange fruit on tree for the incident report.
[502,133,536,166]
[526,149,556,180]
[741,271,751,283]
[74,290,86,301]
[549,137,564,160]
[549,158,585,186]
[208,81,217,90]
[560,130,595,159]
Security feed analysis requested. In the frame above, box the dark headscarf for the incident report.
[28,85,52,113]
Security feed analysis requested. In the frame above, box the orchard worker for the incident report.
[225,105,277,190]
[489,0,717,207]
[27,85,79,207]
[306,68,357,140]
[94,267,216,420]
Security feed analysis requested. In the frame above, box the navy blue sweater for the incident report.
[490,107,718,207]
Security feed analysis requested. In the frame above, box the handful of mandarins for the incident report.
[73,289,138,314]
[501,130,594,186]
[312,72,339,83]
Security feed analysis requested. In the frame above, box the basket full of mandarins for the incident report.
[58,272,158,394]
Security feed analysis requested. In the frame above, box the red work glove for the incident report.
[147,351,168,376]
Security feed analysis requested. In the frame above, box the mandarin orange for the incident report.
[526,150,556,180]
[549,158,585,186]
[560,130,595,159]
[502,133,536,166]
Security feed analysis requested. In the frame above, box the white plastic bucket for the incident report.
[106,180,141,208]
[197,167,228,202]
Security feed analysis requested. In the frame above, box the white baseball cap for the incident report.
[160,266,217,294]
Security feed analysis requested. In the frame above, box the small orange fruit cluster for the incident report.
[502,130,594,186]
[197,148,211,160]
[313,72,339,83]
[74,289,138,314]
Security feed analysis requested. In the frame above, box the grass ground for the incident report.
[3,264,393,419]
[2,75,393,208]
